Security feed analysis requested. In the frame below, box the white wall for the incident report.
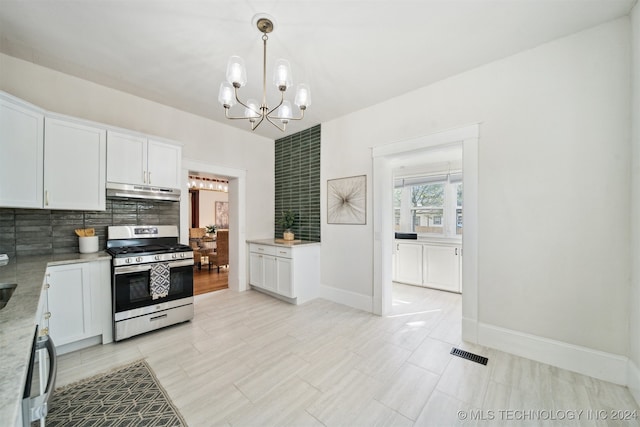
[197,190,228,229]
[322,18,631,359]
[0,53,274,241]
[629,2,640,405]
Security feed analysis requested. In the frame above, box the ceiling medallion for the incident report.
[217,14,311,132]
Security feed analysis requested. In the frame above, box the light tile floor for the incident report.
[56,284,640,426]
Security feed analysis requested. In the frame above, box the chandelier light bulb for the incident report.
[218,82,236,108]
[279,100,292,123]
[245,99,260,122]
[294,83,311,109]
[226,56,247,87]
[273,59,292,90]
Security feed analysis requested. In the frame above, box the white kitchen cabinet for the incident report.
[395,243,423,286]
[394,240,462,293]
[248,241,319,304]
[44,116,106,210]
[107,131,181,189]
[147,139,181,189]
[423,244,461,293]
[0,93,44,208]
[45,260,111,353]
[105,131,146,185]
[249,251,265,288]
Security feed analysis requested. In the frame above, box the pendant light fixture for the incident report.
[217,14,311,132]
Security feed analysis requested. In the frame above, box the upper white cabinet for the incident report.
[105,131,146,185]
[0,94,44,208]
[107,131,181,189]
[44,117,106,210]
[147,139,181,189]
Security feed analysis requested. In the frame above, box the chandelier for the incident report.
[217,15,311,132]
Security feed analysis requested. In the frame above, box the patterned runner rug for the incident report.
[40,360,186,427]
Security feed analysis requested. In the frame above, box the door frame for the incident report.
[181,159,248,292]
[371,124,479,343]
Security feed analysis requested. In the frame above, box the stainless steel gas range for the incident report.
[106,225,194,341]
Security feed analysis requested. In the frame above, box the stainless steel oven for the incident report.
[107,225,194,341]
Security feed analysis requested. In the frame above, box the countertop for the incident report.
[247,238,321,248]
[0,251,111,426]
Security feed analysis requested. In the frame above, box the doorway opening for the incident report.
[391,144,463,320]
[372,124,479,343]
[180,160,248,295]
[187,172,231,295]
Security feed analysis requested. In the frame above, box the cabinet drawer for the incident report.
[250,244,276,256]
[274,247,292,258]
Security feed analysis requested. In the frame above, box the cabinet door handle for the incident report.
[455,248,458,255]
[148,171,151,184]
[143,171,147,183]
[397,244,399,251]
[44,312,51,319]
[45,190,49,206]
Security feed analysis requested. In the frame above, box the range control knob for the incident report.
[136,257,142,262]
[172,254,177,259]
[154,255,160,261]
[180,253,185,258]
[125,258,131,264]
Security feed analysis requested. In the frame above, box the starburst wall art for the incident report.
[327,175,366,224]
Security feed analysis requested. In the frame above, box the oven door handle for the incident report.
[114,264,152,274]
[114,259,194,275]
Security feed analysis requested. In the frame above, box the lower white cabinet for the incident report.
[423,244,461,293]
[45,260,111,352]
[396,243,423,285]
[394,240,462,293]
[248,241,319,304]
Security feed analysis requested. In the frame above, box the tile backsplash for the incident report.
[274,124,321,242]
[0,198,180,257]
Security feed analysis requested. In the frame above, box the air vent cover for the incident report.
[450,347,488,365]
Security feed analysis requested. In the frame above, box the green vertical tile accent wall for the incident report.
[275,124,321,242]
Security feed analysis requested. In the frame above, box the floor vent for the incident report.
[450,347,489,365]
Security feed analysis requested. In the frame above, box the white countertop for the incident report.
[247,238,321,248]
[0,251,111,426]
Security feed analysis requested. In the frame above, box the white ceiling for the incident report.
[0,0,635,140]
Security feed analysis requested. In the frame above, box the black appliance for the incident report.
[106,225,194,341]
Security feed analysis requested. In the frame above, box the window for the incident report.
[395,175,462,237]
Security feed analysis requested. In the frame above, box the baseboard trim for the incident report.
[628,359,640,406]
[476,322,628,385]
[319,284,373,313]
[461,316,478,343]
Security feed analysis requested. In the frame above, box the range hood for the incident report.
[106,182,180,202]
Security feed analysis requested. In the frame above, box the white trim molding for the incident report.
[629,359,640,406]
[371,124,479,344]
[478,321,629,385]
[181,159,248,292]
[319,284,373,313]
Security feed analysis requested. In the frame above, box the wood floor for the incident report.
[55,284,640,426]
[193,265,228,295]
